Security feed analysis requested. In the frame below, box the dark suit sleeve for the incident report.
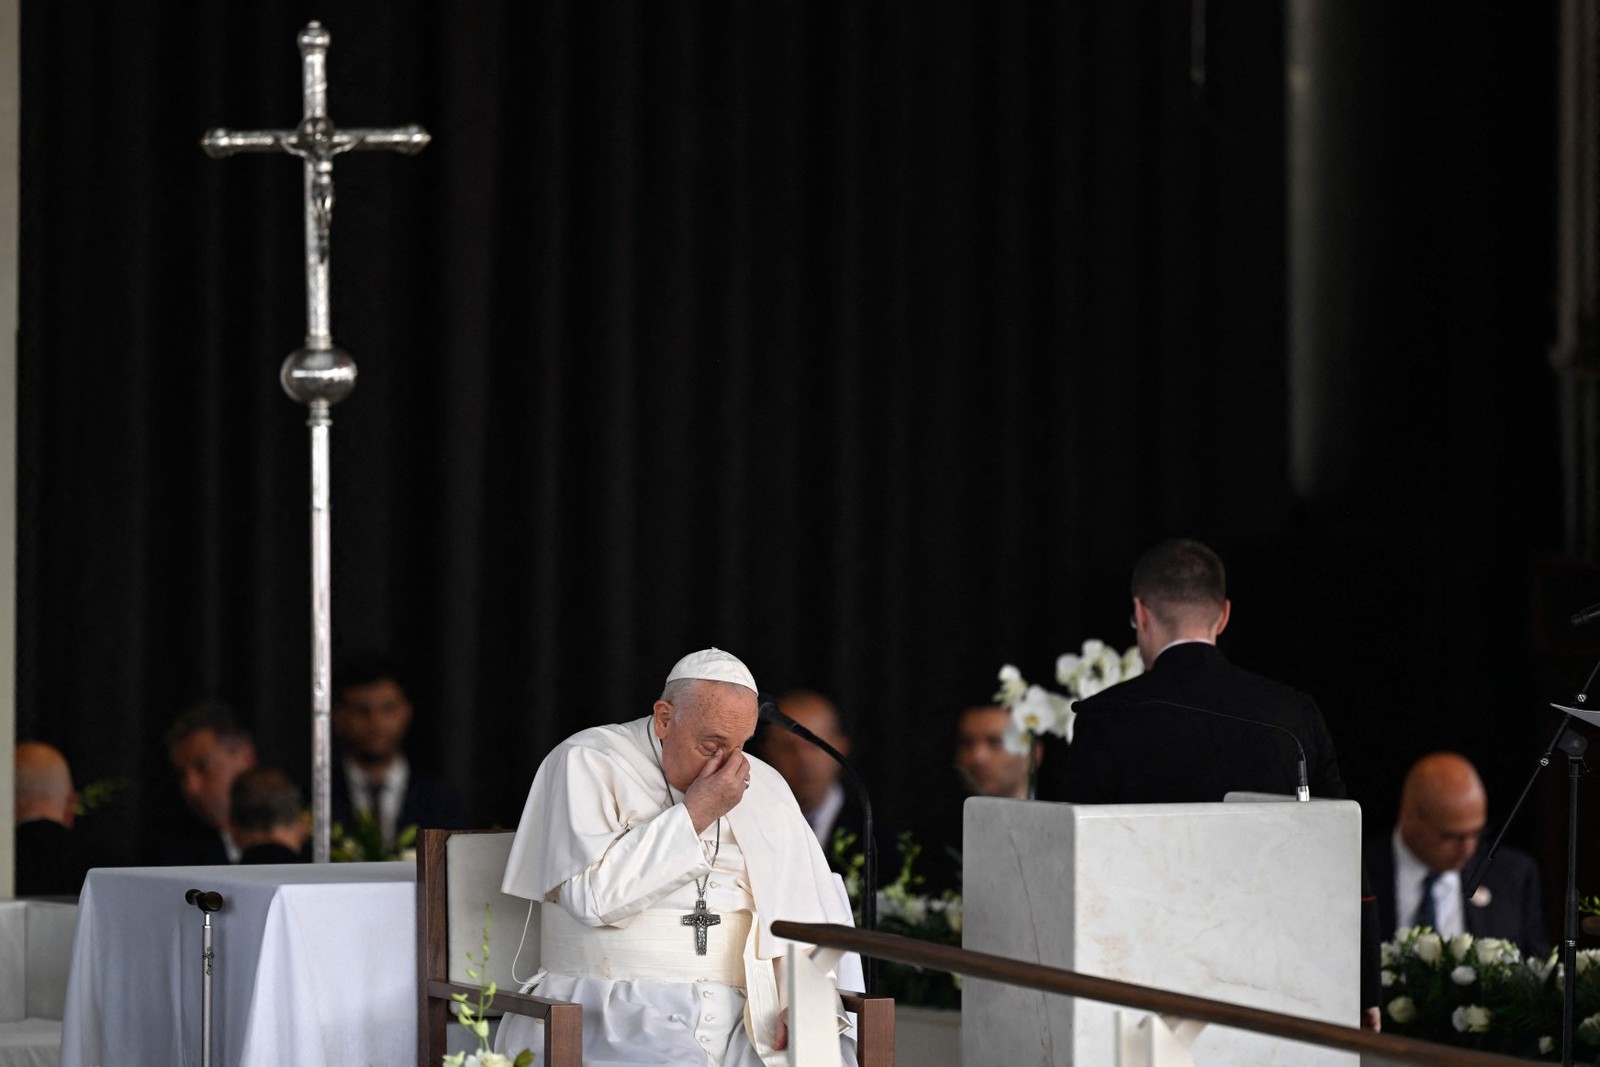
[1302,699,1347,800]
[1513,854,1550,958]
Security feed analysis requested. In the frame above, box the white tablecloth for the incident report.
[60,863,415,1067]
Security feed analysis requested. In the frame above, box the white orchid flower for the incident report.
[1055,653,1083,688]
[1000,720,1033,756]
[995,664,1028,705]
[1010,686,1062,742]
[1122,645,1145,677]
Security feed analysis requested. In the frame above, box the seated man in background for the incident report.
[160,702,258,865]
[955,704,1036,799]
[15,741,89,896]
[1366,751,1549,956]
[761,689,857,848]
[497,647,856,1066]
[331,654,469,854]
[230,767,310,864]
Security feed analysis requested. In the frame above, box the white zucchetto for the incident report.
[665,647,757,694]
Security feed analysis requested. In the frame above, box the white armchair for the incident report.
[0,899,79,1067]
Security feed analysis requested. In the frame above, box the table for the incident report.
[60,863,416,1067]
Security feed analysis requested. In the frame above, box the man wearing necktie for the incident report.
[1365,752,1550,956]
[330,653,470,853]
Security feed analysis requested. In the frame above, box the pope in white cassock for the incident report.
[497,648,857,1066]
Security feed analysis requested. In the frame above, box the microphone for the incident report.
[758,696,879,949]
[185,888,224,913]
[1135,699,1312,802]
[1572,601,1600,628]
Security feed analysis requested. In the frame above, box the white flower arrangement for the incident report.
[995,639,1142,752]
[1378,925,1600,1059]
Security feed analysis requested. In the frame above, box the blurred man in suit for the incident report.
[1366,752,1548,955]
[15,741,89,896]
[331,653,469,853]
[1034,538,1375,1028]
[761,689,856,848]
[160,702,258,865]
[955,704,1036,799]
[230,768,310,864]
[1036,538,1345,804]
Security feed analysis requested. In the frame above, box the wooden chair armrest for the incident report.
[837,989,895,1067]
[426,981,584,1066]
[426,979,576,1016]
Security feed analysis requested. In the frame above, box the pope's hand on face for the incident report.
[684,748,751,832]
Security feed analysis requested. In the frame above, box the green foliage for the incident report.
[440,907,535,1067]
[329,809,418,862]
[831,829,963,1010]
[74,776,129,817]
[1381,927,1600,1061]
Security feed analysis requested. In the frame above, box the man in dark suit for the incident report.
[761,689,858,850]
[1036,538,1345,804]
[230,767,310,865]
[1034,538,1377,1029]
[1365,752,1548,956]
[331,654,470,855]
[15,741,90,896]
[157,702,258,865]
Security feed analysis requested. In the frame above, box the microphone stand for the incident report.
[185,888,225,1067]
[760,700,878,991]
[1464,670,1596,1065]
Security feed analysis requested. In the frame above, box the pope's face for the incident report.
[654,681,759,793]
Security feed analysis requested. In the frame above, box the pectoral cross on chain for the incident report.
[682,899,722,955]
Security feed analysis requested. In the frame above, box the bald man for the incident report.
[1364,752,1549,955]
[761,690,856,847]
[15,741,89,896]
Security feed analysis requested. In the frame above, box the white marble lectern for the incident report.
[962,796,1361,1066]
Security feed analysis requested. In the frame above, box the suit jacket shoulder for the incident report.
[1039,643,1345,803]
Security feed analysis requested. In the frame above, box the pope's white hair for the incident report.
[659,677,754,709]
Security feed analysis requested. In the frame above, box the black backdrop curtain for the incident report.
[16,0,1572,885]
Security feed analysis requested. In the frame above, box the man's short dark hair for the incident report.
[1131,539,1227,611]
[164,700,253,753]
[229,768,303,833]
[335,651,405,701]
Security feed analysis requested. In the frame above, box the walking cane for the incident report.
[185,888,225,1067]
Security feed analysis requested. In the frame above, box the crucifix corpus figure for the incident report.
[200,21,429,864]
[499,648,860,1063]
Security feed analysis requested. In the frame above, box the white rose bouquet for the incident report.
[1378,926,1597,1059]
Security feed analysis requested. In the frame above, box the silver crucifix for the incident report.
[682,898,722,955]
[200,22,429,863]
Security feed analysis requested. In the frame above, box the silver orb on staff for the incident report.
[201,22,429,862]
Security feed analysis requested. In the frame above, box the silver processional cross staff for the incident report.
[201,21,429,863]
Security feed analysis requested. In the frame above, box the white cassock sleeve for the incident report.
[556,801,711,926]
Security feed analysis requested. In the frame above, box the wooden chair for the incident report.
[417,827,895,1067]
[417,828,582,1067]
